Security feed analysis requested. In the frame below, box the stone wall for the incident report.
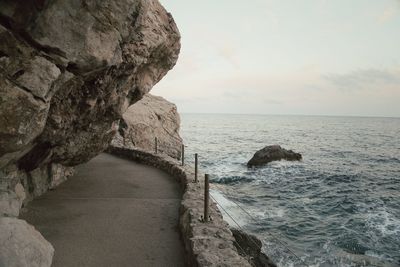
[107,145,276,267]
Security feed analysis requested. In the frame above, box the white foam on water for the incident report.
[335,249,399,267]
[365,207,400,237]
[299,197,314,204]
[209,189,249,227]
[365,250,392,263]
[263,207,286,219]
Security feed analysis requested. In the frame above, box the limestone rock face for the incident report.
[0,0,180,170]
[112,94,183,159]
[0,191,20,217]
[0,0,180,265]
[0,217,54,267]
[0,0,179,200]
[247,145,302,167]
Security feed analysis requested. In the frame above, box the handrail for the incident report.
[110,141,309,267]
[210,182,309,266]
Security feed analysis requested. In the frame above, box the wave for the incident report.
[365,207,400,237]
[212,175,254,185]
[323,173,359,184]
[374,157,400,164]
[181,114,400,266]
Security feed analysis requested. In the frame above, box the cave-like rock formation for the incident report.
[112,94,183,159]
[0,0,180,265]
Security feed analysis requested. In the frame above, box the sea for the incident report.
[180,113,400,267]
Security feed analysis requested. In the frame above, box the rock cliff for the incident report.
[0,0,180,265]
[112,94,183,159]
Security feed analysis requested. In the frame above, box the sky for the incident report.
[152,0,400,117]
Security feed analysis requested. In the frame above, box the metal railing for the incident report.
[152,137,309,267]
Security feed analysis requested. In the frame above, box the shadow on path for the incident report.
[20,153,185,267]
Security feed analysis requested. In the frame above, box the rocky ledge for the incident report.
[247,145,302,167]
[112,94,183,159]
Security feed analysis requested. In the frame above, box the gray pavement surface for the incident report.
[20,153,185,267]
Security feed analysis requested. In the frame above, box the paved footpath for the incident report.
[20,153,185,267]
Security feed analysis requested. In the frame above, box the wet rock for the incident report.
[112,94,183,159]
[0,217,54,267]
[247,145,302,167]
[231,228,277,267]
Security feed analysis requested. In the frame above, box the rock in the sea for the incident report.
[231,228,277,267]
[247,145,302,167]
[112,94,183,159]
[0,217,54,267]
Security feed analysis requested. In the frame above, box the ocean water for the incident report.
[180,114,400,267]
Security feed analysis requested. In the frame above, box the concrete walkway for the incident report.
[20,153,185,267]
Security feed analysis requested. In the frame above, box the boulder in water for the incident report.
[247,145,302,167]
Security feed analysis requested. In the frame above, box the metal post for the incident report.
[155,137,158,154]
[181,144,185,166]
[194,153,198,183]
[204,174,209,222]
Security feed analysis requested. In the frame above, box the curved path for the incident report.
[20,153,185,267]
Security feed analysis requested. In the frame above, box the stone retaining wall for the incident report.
[106,145,253,267]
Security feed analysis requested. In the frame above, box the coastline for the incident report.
[106,145,276,267]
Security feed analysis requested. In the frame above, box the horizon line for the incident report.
[179,112,400,119]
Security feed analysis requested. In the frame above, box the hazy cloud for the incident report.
[154,0,400,117]
[216,44,239,68]
[222,91,282,105]
[323,69,400,91]
[377,1,399,23]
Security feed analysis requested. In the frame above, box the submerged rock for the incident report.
[112,94,183,159]
[247,145,302,167]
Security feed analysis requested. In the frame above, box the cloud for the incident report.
[323,69,400,91]
[222,90,282,105]
[377,2,399,23]
[379,8,396,23]
[216,44,239,68]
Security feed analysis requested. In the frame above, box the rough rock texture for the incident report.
[112,94,183,159]
[247,145,302,167]
[231,228,277,267]
[0,163,74,212]
[0,0,180,265]
[0,0,180,170]
[107,146,277,267]
[0,183,25,217]
[0,217,54,267]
